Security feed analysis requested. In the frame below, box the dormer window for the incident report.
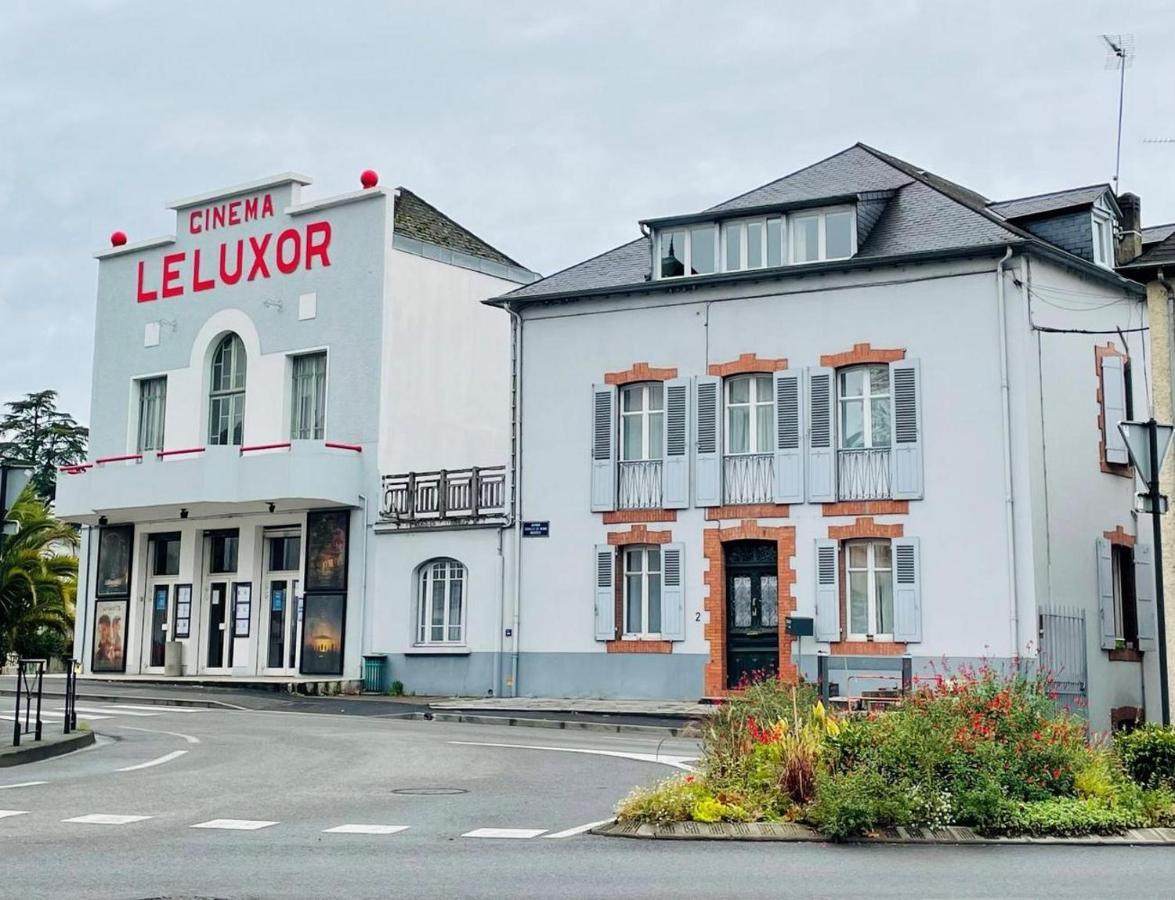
[1092,207,1115,269]
[658,225,717,278]
[792,208,855,263]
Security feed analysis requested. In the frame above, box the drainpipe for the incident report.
[505,302,524,697]
[1161,269,1175,423]
[996,246,1020,659]
[357,493,369,659]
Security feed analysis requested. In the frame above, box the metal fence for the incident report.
[724,453,774,505]
[618,459,662,509]
[11,658,45,747]
[837,448,891,500]
[1038,606,1088,712]
[380,466,506,521]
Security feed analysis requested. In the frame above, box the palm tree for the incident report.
[0,484,77,660]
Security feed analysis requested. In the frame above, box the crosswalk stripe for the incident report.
[191,818,277,830]
[323,824,410,835]
[0,810,29,819]
[0,711,111,722]
[462,827,547,839]
[544,819,613,839]
[0,782,47,790]
[82,704,208,714]
[63,814,152,825]
[68,706,160,717]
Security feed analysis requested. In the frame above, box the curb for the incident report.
[0,731,95,767]
[591,819,1175,846]
[423,711,691,737]
[0,689,241,711]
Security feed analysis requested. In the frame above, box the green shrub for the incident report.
[1139,787,1175,827]
[951,776,1014,834]
[616,776,708,825]
[1005,797,1140,836]
[804,770,913,840]
[1116,724,1175,790]
[387,680,405,697]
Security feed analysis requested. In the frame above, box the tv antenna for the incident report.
[1102,33,1134,193]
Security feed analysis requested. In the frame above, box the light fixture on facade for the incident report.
[268,502,276,513]
[179,508,189,520]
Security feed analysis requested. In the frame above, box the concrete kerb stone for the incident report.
[0,730,95,767]
[0,689,241,710]
[590,819,1175,846]
[425,711,691,737]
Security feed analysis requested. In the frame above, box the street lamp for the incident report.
[1119,419,1175,725]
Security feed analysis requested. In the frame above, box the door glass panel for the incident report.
[732,576,752,628]
[760,575,778,627]
[151,586,168,667]
[268,581,287,669]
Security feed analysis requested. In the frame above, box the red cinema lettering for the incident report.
[192,248,215,292]
[220,241,244,285]
[228,200,241,226]
[189,211,202,235]
[305,221,332,269]
[161,252,186,298]
[247,234,272,281]
[244,197,258,219]
[261,194,274,218]
[136,260,158,302]
[275,228,301,275]
[212,206,226,229]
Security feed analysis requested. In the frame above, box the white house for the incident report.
[489,144,1157,732]
[57,172,535,687]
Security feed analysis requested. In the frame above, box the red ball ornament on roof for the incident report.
[360,169,379,189]
[110,231,128,247]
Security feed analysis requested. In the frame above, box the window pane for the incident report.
[755,403,773,453]
[766,218,783,267]
[291,353,326,440]
[622,386,643,412]
[754,374,772,398]
[621,414,642,461]
[660,230,686,277]
[849,571,869,634]
[647,383,663,411]
[648,412,663,459]
[848,543,868,568]
[840,368,865,397]
[868,365,889,394]
[729,377,749,403]
[690,225,716,275]
[747,221,764,268]
[761,575,778,627]
[647,547,661,572]
[626,549,643,573]
[626,575,643,633]
[728,405,750,453]
[876,569,894,635]
[448,577,463,641]
[873,542,892,569]
[648,576,661,634]
[793,215,819,263]
[871,398,891,447]
[431,581,445,629]
[724,224,741,272]
[826,211,853,259]
[732,576,752,628]
[841,399,864,448]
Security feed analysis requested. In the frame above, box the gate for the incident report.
[1038,606,1088,713]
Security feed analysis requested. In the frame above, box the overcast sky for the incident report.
[2,1,1173,425]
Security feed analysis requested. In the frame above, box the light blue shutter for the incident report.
[662,378,690,509]
[594,545,616,641]
[1096,538,1117,650]
[695,375,722,507]
[773,370,804,504]
[814,539,840,641]
[807,368,836,502]
[1101,355,1129,465]
[660,542,686,641]
[590,384,617,512]
[892,537,922,643]
[1135,542,1157,651]
[890,360,923,500]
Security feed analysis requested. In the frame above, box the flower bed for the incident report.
[616,670,1175,839]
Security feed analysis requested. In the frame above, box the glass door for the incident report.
[206,582,228,669]
[267,580,288,669]
[149,585,169,667]
[264,530,302,674]
[143,533,180,672]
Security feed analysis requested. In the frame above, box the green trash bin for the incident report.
[363,654,388,694]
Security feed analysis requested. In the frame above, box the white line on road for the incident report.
[0,810,29,819]
[108,725,201,744]
[323,824,410,835]
[0,711,111,721]
[63,813,153,825]
[0,782,47,790]
[68,706,162,717]
[448,740,696,771]
[191,818,277,830]
[462,827,547,839]
[82,703,210,713]
[116,750,189,772]
[544,819,614,839]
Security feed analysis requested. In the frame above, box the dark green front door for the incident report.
[725,540,779,688]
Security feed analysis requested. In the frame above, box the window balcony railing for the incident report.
[380,466,506,522]
[837,448,891,501]
[724,453,774,505]
[618,459,663,509]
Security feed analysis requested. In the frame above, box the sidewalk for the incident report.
[0,730,94,767]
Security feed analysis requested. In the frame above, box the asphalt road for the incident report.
[2,701,1175,899]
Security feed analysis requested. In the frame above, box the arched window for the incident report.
[209,333,247,446]
[417,558,465,645]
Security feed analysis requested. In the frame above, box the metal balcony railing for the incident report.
[837,448,891,501]
[618,459,663,509]
[724,453,774,505]
[380,466,506,521]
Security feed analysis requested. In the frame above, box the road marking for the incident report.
[63,813,152,825]
[448,740,696,771]
[0,810,29,819]
[0,711,111,722]
[191,818,277,830]
[116,750,189,772]
[68,705,163,717]
[323,824,410,835]
[108,725,201,744]
[545,819,614,839]
[462,827,547,839]
[78,703,209,714]
[0,782,47,790]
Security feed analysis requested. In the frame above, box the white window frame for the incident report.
[622,545,662,639]
[838,364,892,450]
[416,558,466,646]
[790,206,857,264]
[290,350,328,440]
[208,333,246,446]
[721,216,785,272]
[136,376,167,453]
[619,382,664,462]
[1092,207,1115,269]
[845,539,894,641]
[725,374,775,455]
[656,224,718,279]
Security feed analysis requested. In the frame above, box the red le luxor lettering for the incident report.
[136,221,331,302]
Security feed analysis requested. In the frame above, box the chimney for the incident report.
[1117,192,1142,265]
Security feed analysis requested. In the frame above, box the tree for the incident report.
[0,483,77,660]
[0,391,89,500]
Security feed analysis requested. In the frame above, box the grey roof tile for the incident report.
[1143,223,1175,245]
[988,185,1112,219]
[394,188,523,268]
[1130,233,1175,268]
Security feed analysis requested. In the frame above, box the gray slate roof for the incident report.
[1129,233,1175,269]
[987,185,1112,220]
[394,188,523,268]
[1143,223,1175,246]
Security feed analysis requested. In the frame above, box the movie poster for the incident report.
[92,599,128,673]
[305,510,349,591]
[300,593,345,676]
[96,525,134,598]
